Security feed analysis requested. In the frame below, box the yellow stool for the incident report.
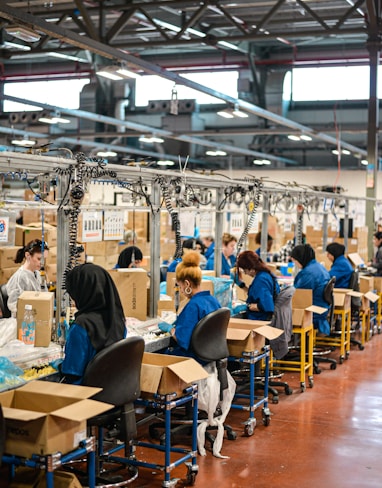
[315,307,350,364]
[271,323,314,392]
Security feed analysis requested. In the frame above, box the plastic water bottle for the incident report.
[20,304,35,345]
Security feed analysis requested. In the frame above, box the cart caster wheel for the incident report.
[378,328,381,334]
[285,386,293,395]
[300,382,306,393]
[271,396,279,404]
[227,430,237,441]
[330,362,337,370]
[244,419,256,436]
[358,344,365,350]
[262,414,271,427]
[308,377,314,388]
[314,366,321,374]
[339,356,344,364]
[346,351,350,358]
[185,465,198,486]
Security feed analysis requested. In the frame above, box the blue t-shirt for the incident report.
[247,271,280,321]
[173,291,221,361]
[206,253,236,276]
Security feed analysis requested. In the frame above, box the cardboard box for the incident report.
[0,246,18,269]
[0,381,111,457]
[46,263,57,283]
[359,276,374,294]
[373,277,382,293]
[85,240,120,256]
[333,288,363,310]
[17,291,54,347]
[88,254,119,270]
[140,352,209,397]
[15,224,57,248]
[226,318,283,356]
[109,268,149,320]
[292,289,327,328]
[0,266,18,283]
[348,253,365,267]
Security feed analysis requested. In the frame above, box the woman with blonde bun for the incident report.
[160,250,221,361]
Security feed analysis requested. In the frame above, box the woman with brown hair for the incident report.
[159,250,221,360]
[236,250,279,321]
[6,239,49,314]
[205,232,237,277]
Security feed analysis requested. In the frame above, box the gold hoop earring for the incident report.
[185,285,192,295]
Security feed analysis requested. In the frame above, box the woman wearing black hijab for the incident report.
[61,263,126,384]
[116,245,143,268]
[290,244,331,335]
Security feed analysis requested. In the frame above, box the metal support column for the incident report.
[260,193,269,261]
[215,188,225,277]
[149,181,161,318]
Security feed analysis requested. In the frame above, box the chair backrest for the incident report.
[190,307,230,362]
[0,285,11,319]
[323,276,336,326]
[349,270,362,310]
[82,336,144,406]
[323,276,336,306]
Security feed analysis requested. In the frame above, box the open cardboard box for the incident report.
[333,288,363,310]
[347,252,365,268]
[140,352,209,397]
[373,277,382,293]
[0,381,112,457]
[359,276,374,294]
[226,317,283,356]
[292,289,327,328]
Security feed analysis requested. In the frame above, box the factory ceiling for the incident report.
[0,1,380,171]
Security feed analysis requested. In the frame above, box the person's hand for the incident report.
[158,322,174,333]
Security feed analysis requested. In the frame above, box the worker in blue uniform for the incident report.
[236,250,280,321]
[291,244,331,335]
[202,235,215,260]
[60,263,126,384]
[205,232,237,277]
[326,242,353,288]
[159,250,221,362]
[254,232,274,263]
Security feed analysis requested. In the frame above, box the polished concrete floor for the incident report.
[2,331,382,487]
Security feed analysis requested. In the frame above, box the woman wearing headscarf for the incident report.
[115,245,143,268]
[290,244,331,335]
[236,250,280,321]
[159,250,221,362]
[326,242,353,288]
[60,263,126,384]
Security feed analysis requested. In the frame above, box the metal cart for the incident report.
[228,345,272,437]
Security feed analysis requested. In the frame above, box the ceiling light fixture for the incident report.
[253,158,271,165]
[0,40,31,51]
[96,63,141,81]
[300,134,312,141]
[287,134,301,141]
[38,112,70,124]
[206,149,227,156]
[96,150,117,158]
[361,159,368,165]
[332,148,351,156]
[157,160,175,166]
[4,25,41,43]
[11,137,36,147]
[139,135,164,143]
[217,105,248,119]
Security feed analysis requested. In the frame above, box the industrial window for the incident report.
[135,71,239,106]
[290,66,373,101]
[3,79,90,112]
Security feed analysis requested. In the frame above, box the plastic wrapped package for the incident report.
[202,276,233,311]
[196,362,236,458]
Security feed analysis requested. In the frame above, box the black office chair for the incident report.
[0,285,11,319]
[313,277,338,372]
[348,270,364,350]
[149,307,236,446]
[65,336,145,486]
